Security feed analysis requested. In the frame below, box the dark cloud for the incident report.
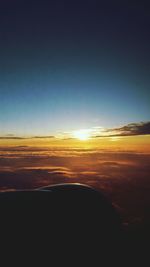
[95,121,150,137]
[0,167,73,191]
[111,122,150,136]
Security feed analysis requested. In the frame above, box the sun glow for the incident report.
[73,129,91,141]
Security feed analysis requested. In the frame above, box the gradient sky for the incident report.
[0,0,150,136]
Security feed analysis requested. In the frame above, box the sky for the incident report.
[0,1,150,226]
[0,0,150,136]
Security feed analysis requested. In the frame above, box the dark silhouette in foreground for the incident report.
[0,183,148,265]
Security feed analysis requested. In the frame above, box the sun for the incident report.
[73,129,91,141]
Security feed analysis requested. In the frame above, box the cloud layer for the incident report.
[0,146,150,224]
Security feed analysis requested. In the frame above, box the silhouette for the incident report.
[0,183,129,265]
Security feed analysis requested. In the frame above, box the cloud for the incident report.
[0,136,26,140]
[5,134,15,137]
[0,122,149,141]
[0,147,150,224]
[95,121,150,138]
[58,121,150,140]
[31,136,54,139]
[0,136,54,140]
[110,121,150,136]
[0,167,75,191]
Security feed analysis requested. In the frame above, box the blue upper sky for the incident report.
[0,0,149,136]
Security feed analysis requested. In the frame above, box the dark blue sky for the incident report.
[0,0,149,135]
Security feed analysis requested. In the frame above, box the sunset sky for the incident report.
[0,1,150,224]
[0,0,150,137]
